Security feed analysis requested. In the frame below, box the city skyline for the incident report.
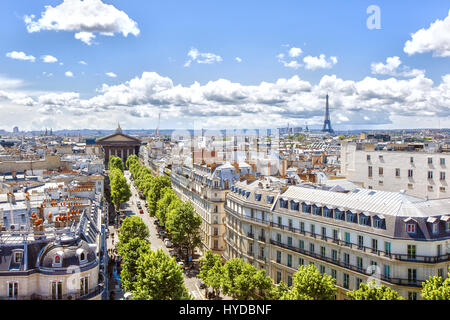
[0,1,450,131]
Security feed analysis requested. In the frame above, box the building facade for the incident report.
[341,142,450,199]
[225,179,450,300]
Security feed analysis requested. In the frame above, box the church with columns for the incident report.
[97,124,141,168]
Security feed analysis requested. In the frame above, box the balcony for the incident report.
[247,232,254,239]
[270,240,425,288]
[257,255,267,263]
[2,284,105,300]
[258,235,266,242]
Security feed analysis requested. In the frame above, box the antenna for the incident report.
[156,112,161,137]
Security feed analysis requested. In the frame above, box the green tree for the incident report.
[281,265,336,300]
[166,201,202,257]
[267,281,290,300]
[199,250,222,282]
[221,258,273,300]
[126,154,139,170]
[109,156,124,172]
[421,273,450,300]
[132,249,191,300]
[146,176,171,216]
[109,168,131,210]
[155,187,180,226]
[347,281,404,300]
[118,238,151,292]
[118,216,150,245]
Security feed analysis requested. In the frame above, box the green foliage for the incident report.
[109,156,124,172]
[147,175,172,216]
[132,249,191,300]
[280,265,336,300]
[267,281,290,300]
[126,154,139,169]
[421,273,450,300]
[347,281,404,300]
[109,168,131,209]
[155,187,180,227]
[166,201,202,256]
[221,258,273,300]
[199,250,222,282]
[118,216,150,245]
[118,238,151,292]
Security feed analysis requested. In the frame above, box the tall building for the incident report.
[341,142,450,199]
[322,94,334,134]
[12,127,19,135]
[224,179,449,300]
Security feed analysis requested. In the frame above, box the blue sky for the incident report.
[0,0,449,131]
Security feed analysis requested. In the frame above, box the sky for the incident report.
[0,0,450,131]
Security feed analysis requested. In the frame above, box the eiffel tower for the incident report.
[322,94,334,134]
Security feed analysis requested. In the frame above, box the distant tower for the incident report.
[322,94,334,134]
[116,122,122,134]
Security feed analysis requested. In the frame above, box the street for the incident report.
[120,170,206,300]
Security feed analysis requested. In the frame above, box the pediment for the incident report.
[97,133,141,143]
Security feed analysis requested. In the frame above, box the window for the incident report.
[440,187,446,193]
[335,209,345,221]
[385,242,391,255]
[332,250,338,262]
[310,243,315,254]
[343,253,350,266]
[300,222,305,233]
[14,252,23,263]
[407,245,416,259]
[406,223,416,233]
[287,236,292,247]
[301,203,311,214]
[320,265,326,275]
[395,168,400,177]
[51,281,63,300]
[323,207,333,218]
[408,292,417,300]
[299,240,304,250]
[440,158,446,165]
[408,269,417,283]
[346,212,357,223]
[311,224,315,236]
[288,219,293,230]
[428,185,434,192]
[290,201,299,211]
[80,277,89,296]
[321,227,326,239]
[378,167,383,175]
[298,258,304,266]
[379,155,383,161]
[446,221,450,232]
[368,166,373,177]
[320,246,326,257]
[356,278,363,289]
[440,172,446,181]
[277,216,282,227]
[345,232,351,245]
[367,155,371,161]
[358,235,364,249]
[8,282,18,298]
[374,217,384,229]
[331,269,337,279]
[428,157,433,164]
[438,268,444,279]
[333,229,338,242]
[312,205,322,216]
[432,223,438,234]
[287,254,292,268]
[357,257,363,271]
[276,251,281,264]
[276,271,281,284]
[384,265,391,278]
[343,273,349,289]
[410,157,414,164]
[276,233,281,243]
[359,214,371,226]
[408,169,413,177]
[372,239,378,252]
[428,171,433,179]
[287,276,293,287]
[279,199,288,209]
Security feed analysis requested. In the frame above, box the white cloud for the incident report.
[65,71,74,77]
[24,0,140,45]
[371,56,425,78]
[79,60,87,65]
[41,55,58,63]
[184,48,222,67]
[404,10,450,57]
[1,71,450,130]
[6,51,36,62]
[106,72,117,78]
[235,57,242,63]
[288,47,302,57]
[303,54,338,70]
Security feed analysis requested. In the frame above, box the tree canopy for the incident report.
[132,249,191,300]
[118,216,150,245]
[109,168,131,209]
[146,175,171,216]
[347,281,404,300]
[421,273,450,300]
[280,265,336,300]
[109,156,124,172]
[118,237,151,292]
[155,187,180,227]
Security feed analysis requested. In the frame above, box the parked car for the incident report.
[199,281,207,289]
[164,239,173,248]
[153,220,159,225]
[177,261,184,269]
[139,209,144,214]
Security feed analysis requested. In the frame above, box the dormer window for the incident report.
[432,223,438,234]
[54,255,61,265]
[407,224,416,233]
[14,251,23,263]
